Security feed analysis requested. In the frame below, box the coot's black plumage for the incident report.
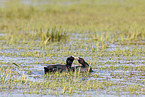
[44,56,74,74]
[72,57,93,72]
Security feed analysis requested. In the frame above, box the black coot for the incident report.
[44,56,75,74]
[72,57,93,72]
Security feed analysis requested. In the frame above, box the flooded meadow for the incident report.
[0,0,145,97]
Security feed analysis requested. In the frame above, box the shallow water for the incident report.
[0,92,131,97]
[0,0,145,97]
[0,32,144,96]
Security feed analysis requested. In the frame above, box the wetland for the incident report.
[0,0,145,97]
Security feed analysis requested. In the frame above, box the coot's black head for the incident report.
[66,56,75,67]
[78,57,85,64]
[77,57,89,67]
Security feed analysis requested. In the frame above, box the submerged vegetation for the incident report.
[0,0,145,96]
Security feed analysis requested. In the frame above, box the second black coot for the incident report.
[72,57,93,72]
[44,56,75,74]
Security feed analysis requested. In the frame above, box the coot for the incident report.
[44,56,75,74]
[72,57,93,72]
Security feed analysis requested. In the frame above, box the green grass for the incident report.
[3,26,68,45]
[0,0,145,96]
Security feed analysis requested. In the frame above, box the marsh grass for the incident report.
[0,0,145,96]
[4,26,68,45]
[0,62,144,95]
[39,27,68,44]
[0,0,145,50]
